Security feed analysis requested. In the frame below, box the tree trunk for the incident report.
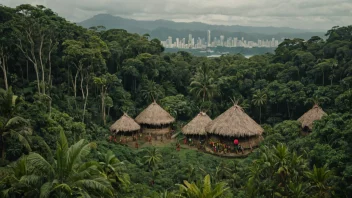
[48,40,53,95]
[80,71,85,99]
[48,96,52,118]
[82,84,89,123]
[0,55,8,91]
[39,35,46,95]
[102,86,107,125]
[34,63,41,94]
[72,71,79,98]
[17,35,41,94]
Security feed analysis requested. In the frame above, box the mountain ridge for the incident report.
[78,14,326,41]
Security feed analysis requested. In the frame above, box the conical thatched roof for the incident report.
[298,104,327,130]
[182,112,212,135]
[206,105,264,137]
[110,113,140,133]
[135,101,175,125]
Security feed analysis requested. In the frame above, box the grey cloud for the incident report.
[1,0,351,30]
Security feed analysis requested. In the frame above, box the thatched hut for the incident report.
[135,101,175,137]
[110,113,140,135]
[182,112,212,136]
[206,105,264,149]
[298,104,327,132]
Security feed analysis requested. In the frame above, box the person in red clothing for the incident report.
[135,142,139,149]
[183,138,187,145]
[234,139,239,153]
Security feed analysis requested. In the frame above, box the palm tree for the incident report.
[252,89,267,124]
[98,150,130,192]
[177,174,229,198]
[143,147,162,170]
[305,165,333,197]
[190,63,217,102]
[140,80,163,102]
[1,131,114,197]
[0,88,32,160]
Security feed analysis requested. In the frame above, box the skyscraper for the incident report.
[207,30,211,47]
[168,36,172,48]
[176,38,179,48]
[220,35,224,46]
[188,34,192,45]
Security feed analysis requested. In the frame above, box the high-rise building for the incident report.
[168,36,172,48]
[234,37,238,47]
[176,38,179,48]
[188,34,192,45]
[207,30,211,47]
[220,35,224,46]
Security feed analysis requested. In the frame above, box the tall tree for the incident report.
[190,63,217,102]
[93,73,120,125]
[13,5,61,94]
[252,89,267,124]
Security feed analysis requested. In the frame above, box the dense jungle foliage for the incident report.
[0,4,352,198]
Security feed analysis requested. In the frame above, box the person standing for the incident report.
[234,139,239,153]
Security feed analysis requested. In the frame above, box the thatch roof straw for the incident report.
[135,101,175,125]
[206,105,264,137]
[110,113,140,133]
[182,112,212,135]
[298,104,327,130]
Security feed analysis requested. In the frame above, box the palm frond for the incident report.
[67,139,94,171]
[40,181,53,198]
[9,130,31,152]
[75,178,113,197]
[5,116,29,129]
[26,153,54,178]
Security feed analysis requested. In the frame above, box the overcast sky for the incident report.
[1,0,351,30]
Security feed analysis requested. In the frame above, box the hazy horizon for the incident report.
[86,13,326,32]
[1,0,351,30]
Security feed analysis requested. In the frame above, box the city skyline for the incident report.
[161,30,281,49]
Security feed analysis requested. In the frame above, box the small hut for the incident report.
[182,112,212,136]
[298,104,327,132]
[182,112,212,145]
[110,113,140,135]
[135,101,175,138]
[206,105,264,150]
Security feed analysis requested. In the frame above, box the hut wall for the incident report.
[142,126,171,135]
[208,135,263,150]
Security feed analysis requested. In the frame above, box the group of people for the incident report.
[183,137,205,150]
[208,139,252,155]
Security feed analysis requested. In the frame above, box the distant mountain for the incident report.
[78,14,325,41]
